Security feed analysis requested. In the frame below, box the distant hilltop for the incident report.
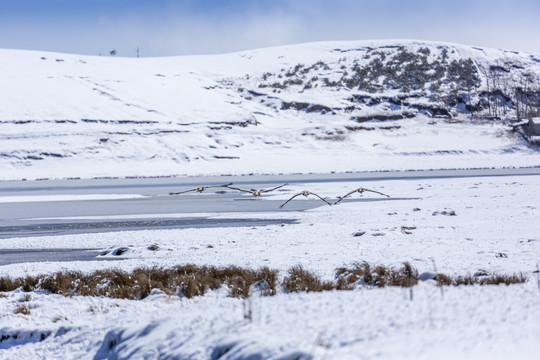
[0,40,539,180]
[236,39,540,121]
[1,39,539,122]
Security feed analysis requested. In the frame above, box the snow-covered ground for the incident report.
[1,284,538,360]
[1,40,540,358]
[1,174,539,358]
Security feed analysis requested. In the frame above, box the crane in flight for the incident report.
[334,187,389,205]
[169,183,233,195]
[280,190,332,208]
[227,183,288,197]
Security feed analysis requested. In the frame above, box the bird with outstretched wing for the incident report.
[334,187,389,205]
[169,183,233,195]
[280,190,332,208]
[227,183,288,197]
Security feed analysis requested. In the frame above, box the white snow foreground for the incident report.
[1,39,540,180]
[0,284,539,360]
[1,175,540,359]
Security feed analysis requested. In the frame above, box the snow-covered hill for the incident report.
[1,40,540,180]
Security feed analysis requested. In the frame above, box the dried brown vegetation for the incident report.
[335,261,419,289]
[51,316,65,323]
[0,263,529,301]
[0,265,278,300]
[14,304,31,315]
[449,273,527,286]
[283,266,334,293]
[335,262,526,288]
[434,273,453,285]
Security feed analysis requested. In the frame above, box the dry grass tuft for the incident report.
[14,304,31,315]
[393,262,419,287]
[451,273,527,286]
[336,261,418,288]
[283,266,334,293]
[336,261,373,289]
[0,277,22,292]
[51,316,64,323]
[434,273,453,286]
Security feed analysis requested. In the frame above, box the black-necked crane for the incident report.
[280,190,332,208]
[334,187,389,205]
[227,183,288,197]
[169,183,233,195]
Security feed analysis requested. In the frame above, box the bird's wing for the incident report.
[227,186,253,193]
[334,189,358,203]
[261,183,288,193]
[279,192,303,208]
[169,188,196,195]
[206,183,233,188]
[309,192,332,206]
[363,188,390,197]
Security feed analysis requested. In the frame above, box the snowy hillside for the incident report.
[1,40,540,180]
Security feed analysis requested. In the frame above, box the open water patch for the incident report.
[0,217,298,239]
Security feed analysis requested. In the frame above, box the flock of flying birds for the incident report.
[169,183,389,208]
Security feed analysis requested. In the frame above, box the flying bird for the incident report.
[334,187,389,205]
[169,183,233,195]
[280,190,332,208]
[227,183,288,197]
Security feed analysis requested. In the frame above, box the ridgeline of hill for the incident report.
[1,40,539,179]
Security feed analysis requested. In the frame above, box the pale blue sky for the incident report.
[1,0,539,57]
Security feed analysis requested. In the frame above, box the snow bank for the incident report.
[1,282,539,359]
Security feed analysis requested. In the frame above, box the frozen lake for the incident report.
[0,168,539,264]
[1,167,539,237]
